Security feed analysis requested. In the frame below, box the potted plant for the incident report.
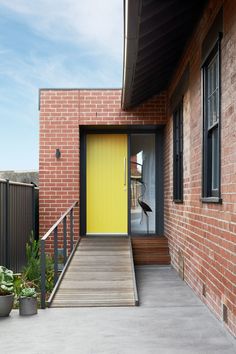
[0,266,14,317]
[19,287,37,316]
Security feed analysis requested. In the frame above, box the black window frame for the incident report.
[202,37,222,202]
[173,100,183,203]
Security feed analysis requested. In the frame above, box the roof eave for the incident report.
[121,0,142,110]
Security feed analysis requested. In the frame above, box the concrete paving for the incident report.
[0,266,235,354]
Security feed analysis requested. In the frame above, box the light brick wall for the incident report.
[164,0,236,336]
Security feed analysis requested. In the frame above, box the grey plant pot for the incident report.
[0,294,14,317]
[19,296,38,316]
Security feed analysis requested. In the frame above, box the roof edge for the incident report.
[39,88,122,91]
[121,0,142,110]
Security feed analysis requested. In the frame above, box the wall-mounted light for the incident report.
[55,148,61,159]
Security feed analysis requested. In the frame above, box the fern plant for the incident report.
[23,232,54,293]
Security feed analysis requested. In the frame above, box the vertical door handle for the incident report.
[124,157,127,186]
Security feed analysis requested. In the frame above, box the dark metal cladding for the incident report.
[0,182,7,266]
[0,179,39,272]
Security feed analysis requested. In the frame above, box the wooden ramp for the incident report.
[50,236,138,307]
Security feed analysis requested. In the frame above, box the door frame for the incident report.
[80,125,164,236]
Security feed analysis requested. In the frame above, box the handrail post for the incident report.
[31,183,36,238]
[70,209,74,254]
[63,216,67,264]
[54,227,58,285]
[40,239,46,309]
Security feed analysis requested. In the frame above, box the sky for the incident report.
[0,0,123,171]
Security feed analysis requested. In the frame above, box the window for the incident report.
[130,134,156,234]
[173,101,183,202]
[202,41,221,200]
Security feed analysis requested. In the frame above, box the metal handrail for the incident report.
[47,237,80,306]
[40,201,78,308]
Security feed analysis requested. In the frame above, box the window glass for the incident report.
[203,44,220,197]
[173,102,183,202]
[130,134,156,234]
[212,128,219,190]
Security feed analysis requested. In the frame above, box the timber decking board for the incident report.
[131,236,171,265]
[51,236,137,307]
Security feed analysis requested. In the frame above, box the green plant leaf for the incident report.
[22,234,54,294]
[21,287,36,297]
[0,266,14,295]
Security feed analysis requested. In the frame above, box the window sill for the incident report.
[201,197,222,204]
[173,199,183,204]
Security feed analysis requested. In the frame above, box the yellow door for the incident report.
[86,134,128,234]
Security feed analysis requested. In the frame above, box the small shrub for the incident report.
[13,274,24,298]
[0,266,14,295]
[45,256,54,293]
[21,287,36,297]
[23,233,54,293]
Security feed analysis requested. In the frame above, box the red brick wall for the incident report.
[39,89,166,248]
[39,0,236,337]
[164,0,236,336]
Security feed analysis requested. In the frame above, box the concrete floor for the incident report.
[0,266,235,354]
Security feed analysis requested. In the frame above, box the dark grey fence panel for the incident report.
[0,179,39,272]
[0,182,7,266]
[35,188,39,240]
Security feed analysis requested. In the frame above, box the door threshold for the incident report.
[86,233,128,236]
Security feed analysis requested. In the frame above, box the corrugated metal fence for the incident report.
[0,179,39,272]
